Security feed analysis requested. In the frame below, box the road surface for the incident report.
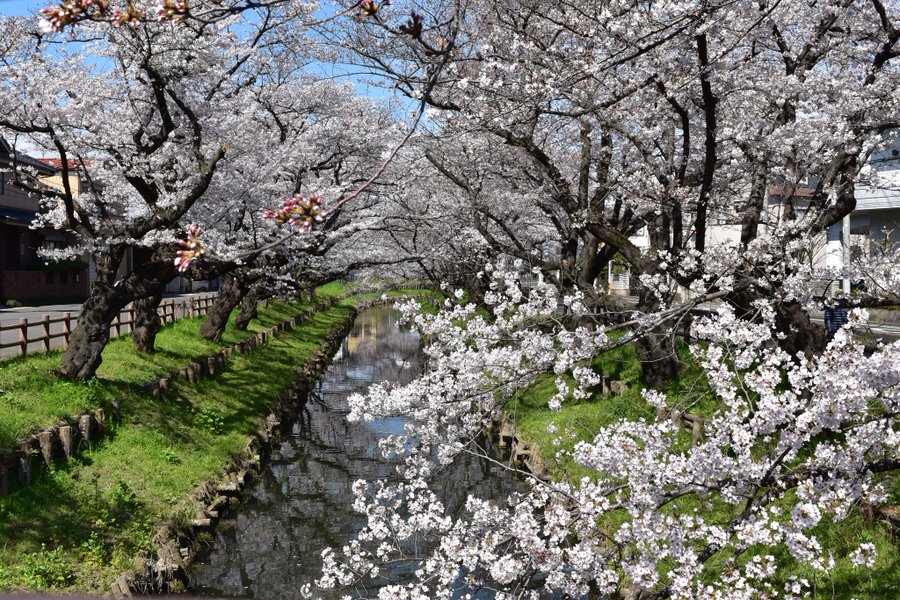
[0,293,211,359]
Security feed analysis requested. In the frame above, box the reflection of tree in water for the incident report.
[190,306,520,599]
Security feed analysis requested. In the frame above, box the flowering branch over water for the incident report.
[313,266,900,599]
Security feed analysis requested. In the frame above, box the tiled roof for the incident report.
[37,158,92,169]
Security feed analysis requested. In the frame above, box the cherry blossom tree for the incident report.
[294,0,900,596]
[0,14,290,375]
[337,0,900,387]
[177,72,405,340]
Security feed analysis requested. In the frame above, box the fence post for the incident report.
[62,312,71,348]
[113,314,121,337]
[42,315,50,352]
[18,318,27,356]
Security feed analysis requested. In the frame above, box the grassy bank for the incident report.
[0,295,360,591]
[0,300,316,449]
[506,336,900,598]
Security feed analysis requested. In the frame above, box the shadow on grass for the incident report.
[0,449,149,559]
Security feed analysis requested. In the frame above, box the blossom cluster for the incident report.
[356,0,390,21]
[174,224,204,272]
[263,193,326,231]
[39,0,108,33]
[156,0,188,23]
[39,0,190,32]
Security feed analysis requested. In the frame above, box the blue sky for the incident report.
[0,0,412,118]
[0,0,42,17]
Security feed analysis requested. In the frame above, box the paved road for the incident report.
[616,295,899,340]
[690,302,900,340]
[0,293,212,359]
[835,320,900,341]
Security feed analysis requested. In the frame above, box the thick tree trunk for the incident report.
[234,288,260,331]
[61,291,126,379]
[559,235,579,292]
[775,300,827,356]
[634,290,681,389]
[61,248,128,380]
[730,290,827,357]
[133,291,163,352]
[634,330,682,389]
[200,274,244,341]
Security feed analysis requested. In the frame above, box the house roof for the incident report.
[0,138,58,175]
[37,157,92,169]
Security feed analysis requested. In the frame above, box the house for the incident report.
[0,139,89,303]
[838,145,900,289]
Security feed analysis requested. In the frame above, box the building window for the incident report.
[0,172,5,195]
[47,271,55,285]
[41,240,66,252]
[60,271,68,284]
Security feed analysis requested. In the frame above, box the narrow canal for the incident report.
[189,305,519,598]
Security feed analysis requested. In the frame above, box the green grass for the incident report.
[339,287,439,306]
[0,302,357,592]
[315,280,356,297]
[0,300,313,449]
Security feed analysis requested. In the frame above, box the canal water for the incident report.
[189,305,519,599]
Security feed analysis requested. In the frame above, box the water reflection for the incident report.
[189,306,518,599]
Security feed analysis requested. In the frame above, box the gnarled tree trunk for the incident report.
[634,329,681,389]
[634,290,681,389]
[775,300,828,356]
[234,287,261,331]
[132,291,163,352]
[61,247,128,380]
[200,274,244,341]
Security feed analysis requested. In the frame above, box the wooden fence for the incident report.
[0,293,218,359]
